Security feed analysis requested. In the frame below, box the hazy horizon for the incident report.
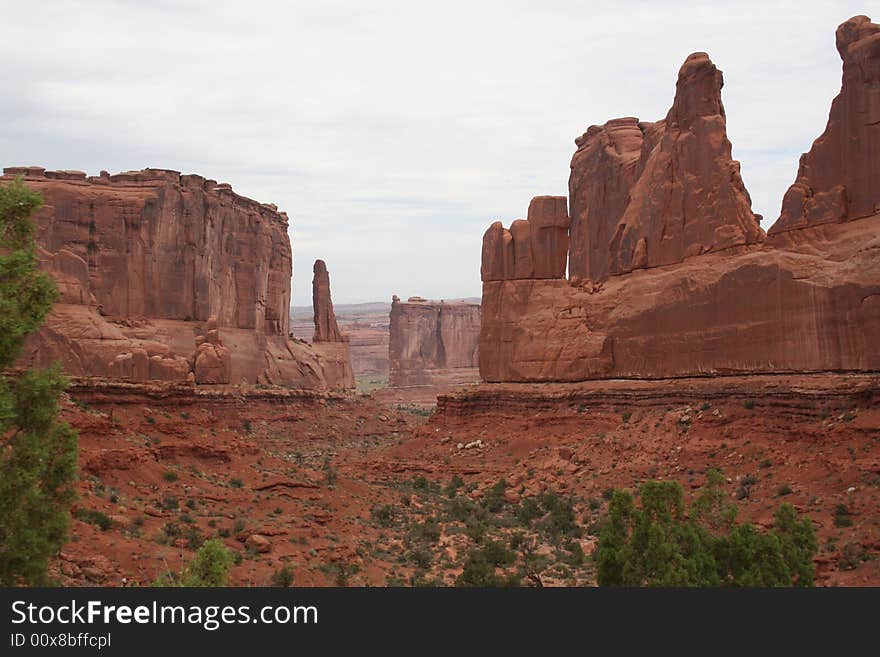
[1,1,868,304]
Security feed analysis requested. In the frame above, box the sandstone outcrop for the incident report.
[482,196,569,281]
[771,15,880,234]
[309,259,355,389]
[568,53,763,281]
[479,17,880,383]
[5,167,350,389]
[389,296,480,387]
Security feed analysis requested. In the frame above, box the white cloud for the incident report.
[0,0,867,303]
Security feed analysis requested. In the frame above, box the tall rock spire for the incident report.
[312,259,344,342]
[770,15,880,234]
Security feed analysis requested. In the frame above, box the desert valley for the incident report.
[1,14,878,589]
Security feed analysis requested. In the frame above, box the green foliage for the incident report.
[481,479,508,513]
[444,474,464,497]
[154,539,234,587]
[0,180,78,585]
[73,508,112,531]
[0,179,57,368]
[455,543,520,587]
[833,504,853,528]
[270,564,295,587]
[370,504,397,527]
[595,474,817,587]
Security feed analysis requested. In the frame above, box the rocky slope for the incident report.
[4,167,352,389]
[52,373,880,586]
[480,16,880,383]
[389,296,481,387]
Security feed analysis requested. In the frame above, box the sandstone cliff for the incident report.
[5,167,351,389]
[389,296,480,387]
[479,16,880,383]
[309,259,355,389]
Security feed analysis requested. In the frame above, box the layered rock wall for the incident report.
[389,296,481,387]
[6,167,350,389]
[479,16,880,383]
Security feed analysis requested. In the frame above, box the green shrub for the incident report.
[370,504,397,527]
[154,539,233,587]
[833,505,853,528]
[73,508,112,531]
[270,565,295,587]
[455,546,520,587]
[163,471,178,483]
[444,475,465,497]
[595,474,816,587]
[407,519,441,545]
[482,479,508,513]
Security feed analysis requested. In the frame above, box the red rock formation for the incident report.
[312,259,344,342]
[309,259,355,389]
[389,296,481,387]
[6,167,349,389]
[771,15,880,234]
[568,53,763,281]
[480,18,880,383]
[481,196,569,281]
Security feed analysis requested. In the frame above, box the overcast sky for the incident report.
[0,1,868,304]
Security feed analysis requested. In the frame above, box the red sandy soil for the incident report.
[51,374,879,587]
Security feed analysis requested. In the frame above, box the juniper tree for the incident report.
[595,471,817,587]
[0,178,78,585]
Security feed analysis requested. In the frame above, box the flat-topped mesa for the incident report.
[568,52,763,282]
[481,195,569,281]
[389,296,481,387]
[312,259,345,342]
[770,15,880,234]
[3,166,348,389]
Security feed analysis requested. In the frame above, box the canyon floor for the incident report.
[53,374,880,587]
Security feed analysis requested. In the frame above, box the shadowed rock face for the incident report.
[6,167,350,389]
[771,15,880,234]
[389,296,480,387]
[479,17,880,383]
[568,53,763,282]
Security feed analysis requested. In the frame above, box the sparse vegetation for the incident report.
[270,564,296,587]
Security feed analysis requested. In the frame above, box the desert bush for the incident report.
[270,564,296,587]
[595,474,817,587]
[73,508,112,531]
[154,539,234,587]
